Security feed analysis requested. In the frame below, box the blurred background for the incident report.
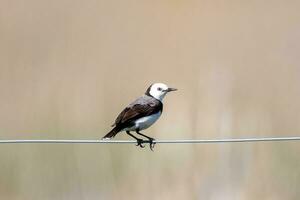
[1,0,300,199]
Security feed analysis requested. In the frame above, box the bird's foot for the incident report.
[148,138,156,151]
[136,139,145,148]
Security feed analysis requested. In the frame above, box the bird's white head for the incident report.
[145,83,177,101]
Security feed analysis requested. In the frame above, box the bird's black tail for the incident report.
[102,126,121,139]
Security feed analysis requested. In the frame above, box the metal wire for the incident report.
[0,136,300,144]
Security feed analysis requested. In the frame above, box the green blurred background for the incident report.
[1,0,300,199]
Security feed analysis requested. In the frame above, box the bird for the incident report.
[102,83,177,150]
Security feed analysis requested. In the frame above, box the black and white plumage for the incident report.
[102,83,177,150]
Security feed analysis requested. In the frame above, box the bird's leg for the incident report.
[126,131,145,148]
[136,130,156,151]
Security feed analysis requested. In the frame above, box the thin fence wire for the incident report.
[0,136,300,144]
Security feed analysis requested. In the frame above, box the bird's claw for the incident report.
[135,138,156,150]
[136,139,145,148]
[149,138,156,151]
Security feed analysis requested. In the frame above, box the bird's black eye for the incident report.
[157,87,162,91]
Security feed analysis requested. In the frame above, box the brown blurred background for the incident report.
[1,0,300,199]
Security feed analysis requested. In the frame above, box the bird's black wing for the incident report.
[113,97,162,127]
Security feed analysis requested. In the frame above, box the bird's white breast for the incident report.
[124,111,162,131]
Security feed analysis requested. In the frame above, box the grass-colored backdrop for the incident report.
[1,0,300,199]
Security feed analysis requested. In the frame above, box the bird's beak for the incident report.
[166,87,177,92]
